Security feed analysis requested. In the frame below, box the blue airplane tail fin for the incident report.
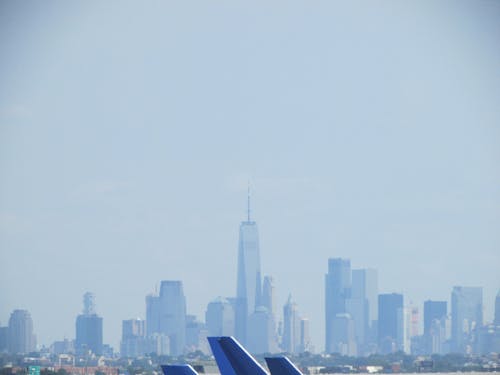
[207,337,237,375]
[213,336,267,375]
[265,357,303,375]
[161,365,198,375]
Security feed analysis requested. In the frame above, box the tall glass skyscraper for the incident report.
[325,258,351,353]
[158,280,186,356]
[451,286,483,352]
[235,192,262,345]
[378,293,404,354]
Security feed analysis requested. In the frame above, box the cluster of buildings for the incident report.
[1,199,500,358]
[324,258,500,356]
[119,200,311,357]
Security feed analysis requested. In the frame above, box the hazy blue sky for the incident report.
[1,1,499,351]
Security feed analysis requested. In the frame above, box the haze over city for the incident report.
[1,0,499,354]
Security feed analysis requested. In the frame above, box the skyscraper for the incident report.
[75,292,103,355]
[8,310,36,354]
[206,297,235,337]
[325,258,351,353]
[424,301,447,336]
[158,280,186,356]
[378,293,404,354]
[247,306,278,354]
[451,286,483,352]
[262,276,276,316]
[282,294,301,353]
[120,318,146,357]
[146,293,161,336]
[235,191,262,345]
[331,313,357,356]
[349,268,378,353]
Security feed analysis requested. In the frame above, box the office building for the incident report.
[325,258,351,353]
[159,280,186,355]
[424,301,447,335]
[235,192,262,345]
[247,306,278,354]
[451,286,483,352]
[423,300,447,354]
[75,292,103,356]
[185,315,209,354]
[0,326,8,352]
[299,318,311,353]
[378,293,404,354]
[120,318,145,357]
[146,293,161,336]
[282,294,301,353]
[206,297,235,337]
[331,313,357,356]
[262,276,276,316]
[8,310,36,354]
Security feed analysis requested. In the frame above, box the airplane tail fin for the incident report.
[214,336,268,375]
[207,337,237,375]
[265,357,303,375]
[161,365,198,375]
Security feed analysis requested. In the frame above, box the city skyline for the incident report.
[1,1,499,353]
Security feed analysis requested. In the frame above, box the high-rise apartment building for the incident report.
[205,297,235,337]
[235,193,262,345]
[325,258,351,353]
[75,292,103,355]
[8,310,36,354]
[378,293,404,354]
[451,286,483,352]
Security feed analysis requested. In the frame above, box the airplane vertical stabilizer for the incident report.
[265,357,303,375]
[217,336,268,375]
[207,337,237,375]
[161,365,199,375]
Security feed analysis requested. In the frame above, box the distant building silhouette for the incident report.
[75,292,103,356]
[325,258,351,353]
[8,309,36,354]
[451,286,483,352]
[206,297,234,337]
[262,276,276,318]
[247,306,278,354]
[332,313,357,356]
[120,318,145,357]
[378,293,404,354]
[282,294,301,353]
[423,300,447,354]
[185,315,209,354]
[299,318,311,353]
[349,268,378,354]
[235,190,262,345]
[161,280,186,355]
[0,325,8,352]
